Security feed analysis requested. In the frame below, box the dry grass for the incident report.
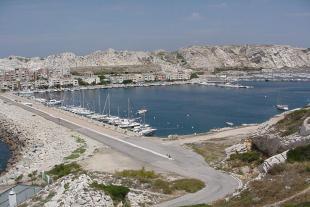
[115,168,205,194]
[187,141,230,164]
[212,161,310,207]
[275,107,310,137]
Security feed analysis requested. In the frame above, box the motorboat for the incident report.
[225,122,234,126]
[46,99,62,106]
[139,127,157,136]
[276,104,289,111]
[137,109,148,114]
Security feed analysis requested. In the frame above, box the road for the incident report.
[0,94,240,207]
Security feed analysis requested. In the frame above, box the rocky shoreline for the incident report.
[0,114,25,176]
[0,98,100,186]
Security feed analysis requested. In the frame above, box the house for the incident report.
[49,78,78,87]
[155,73,167,81]
[34,80,49,88]
[81,72,100,85]
[143,73,155,82]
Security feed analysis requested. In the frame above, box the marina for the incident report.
[31,81,310,137]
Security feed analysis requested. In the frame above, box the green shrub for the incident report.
[275,108,310,137]
[15,174,23,182]
[171,178,205,193]
[284,202,310,207]
[90,182,130,204]
[268,163,286,175]
[287,144,310,162]
[122,79,133,84]
[190,73,199,79]
[229,151,261,163]
[152,179,172,194]
[116,167,158,182]
[47,162,81,179]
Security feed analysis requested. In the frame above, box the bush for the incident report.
[275,108,310,137]
[268,163,286,175]
[152,179,172,194]
[90,182,130,204]
[171,178,205,193]
[284,202,310,207]
[116,167,158,182]
[190,73,199,79]
[287,144,310,162]
[122,79,133,84]
[229,151,261,163]
[47,162,81,179]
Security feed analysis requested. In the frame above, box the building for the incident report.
[166,71,190,81]
[34,80,49,89]
[143,73,155,82]
[49,78,78,87]
[0,68,34,90]
[34,68,50,80]
[81,72,100,85]
[155,73,167,81]
[50,67,71,78]
[132,74,144,83]
[109,75,126,84]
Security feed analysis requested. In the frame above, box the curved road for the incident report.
[0,95,240,206]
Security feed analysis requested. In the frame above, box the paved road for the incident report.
[0,95,240,207]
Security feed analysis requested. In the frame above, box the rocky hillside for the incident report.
[251,107,310,156]
[0,45,309,73]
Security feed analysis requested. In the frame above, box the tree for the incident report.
[190,73,199,79]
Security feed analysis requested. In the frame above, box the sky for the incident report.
[0,0,309,57]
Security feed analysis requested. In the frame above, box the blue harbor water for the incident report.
[35,81,310,137]
[0,139,10,173]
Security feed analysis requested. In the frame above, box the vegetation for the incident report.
[212,161,310,207]
[181,204,211,207]
[171,179,205,193]
[190,73,199,79]
[122,79,133,84]
[90,181,130,205]
[284,202,310,207]
[116,167,158,182]
[187,142,229,164]
[28,170,38,184]
[287,144,310,162]
[116,168,205,194]
[47,162,81,179]
[227,151,264,169]
[65,135,87,160]
[229,151,261,163]
[275,108,310,137]
[15,174,23,182]
[77,78,89,86]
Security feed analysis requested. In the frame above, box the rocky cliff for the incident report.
[0,45,309,73]
[251,107,310,156]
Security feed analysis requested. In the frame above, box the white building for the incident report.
[34,80,49,88]
[49,78,78,87]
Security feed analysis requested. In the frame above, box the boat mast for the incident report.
[108,93,111,116]
[98,91,101,113]
[127,98,130,118]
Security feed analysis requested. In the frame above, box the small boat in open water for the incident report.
[276,104,289,111]
[225,122,234,126]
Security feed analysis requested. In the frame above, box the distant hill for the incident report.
[0,45,309,73]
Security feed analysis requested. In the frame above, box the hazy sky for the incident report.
[0,0,309,57]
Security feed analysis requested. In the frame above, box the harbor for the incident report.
[28,81,310,137]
